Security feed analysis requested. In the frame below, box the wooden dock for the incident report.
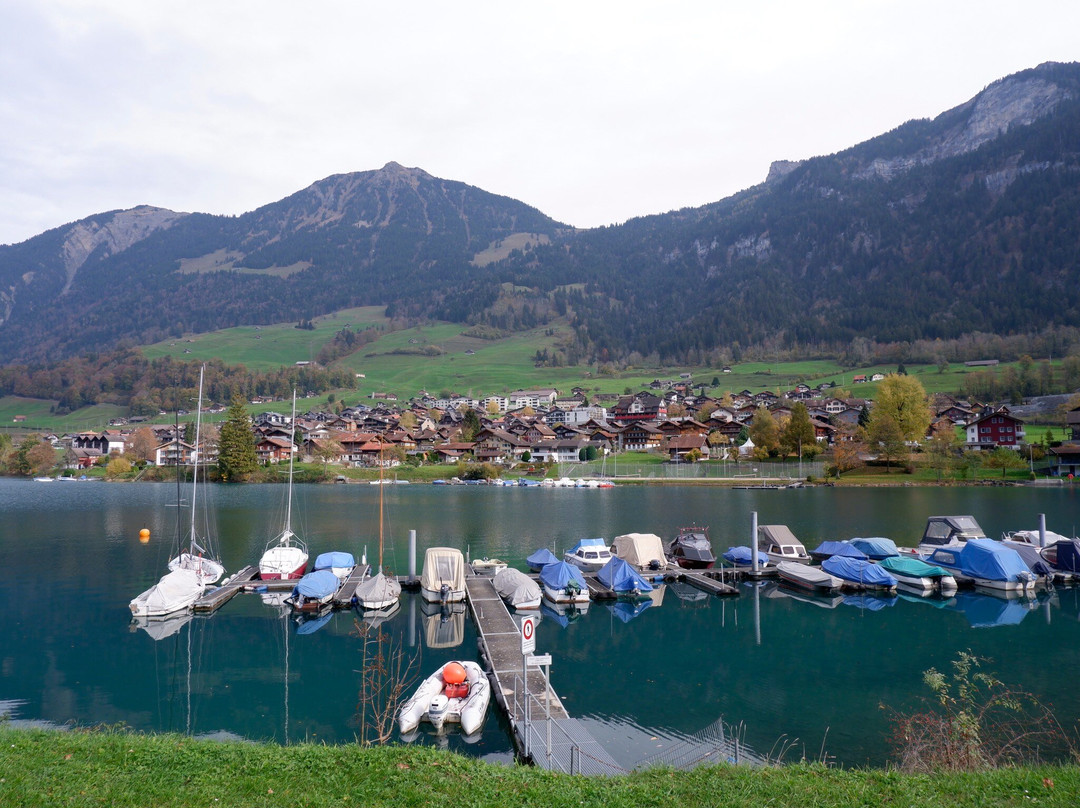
[677,570,740,597]
[332,563,372,608]
[465,576,623,774]
[193,565,260,612]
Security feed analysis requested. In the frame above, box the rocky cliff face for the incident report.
[59,205,186,292]
[855,67,1072,180]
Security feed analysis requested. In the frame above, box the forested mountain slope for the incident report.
[2,62,1079,366]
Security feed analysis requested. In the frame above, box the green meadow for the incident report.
[0,307,1071,431]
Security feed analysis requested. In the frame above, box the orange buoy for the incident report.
[139,528,151,544]
[442,662,466,685]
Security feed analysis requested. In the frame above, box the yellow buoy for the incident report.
[139,528,151,544]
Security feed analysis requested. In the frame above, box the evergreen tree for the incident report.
[217,394,258,481]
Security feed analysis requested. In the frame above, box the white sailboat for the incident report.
[169,365,225,584]
[259,391,309,580]
[131,392,206,619]
[354,445,402,610]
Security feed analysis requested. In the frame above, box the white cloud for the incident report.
[1,0,1078,244]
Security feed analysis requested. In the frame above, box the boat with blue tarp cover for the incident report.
[539,560,590,604]
[313,551,356,580]
[722,545,769,567]
[597,556,653,599]
[821,556,897,591]
[809,541,868,562]
[924,538,1037,595]
[526,547,559,572]
[287,569,340,613]
[877,555,958,595]
[848,537,900,560]
[540,599,589,626]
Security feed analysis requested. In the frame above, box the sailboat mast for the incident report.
[284,390,296,542]
[189,365,204,551]
[378,444,384,574]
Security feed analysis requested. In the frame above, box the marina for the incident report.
[4,479,1080,770]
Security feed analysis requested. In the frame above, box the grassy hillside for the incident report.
[141,306,389,370]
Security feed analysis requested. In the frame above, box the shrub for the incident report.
[887,651,1071,772]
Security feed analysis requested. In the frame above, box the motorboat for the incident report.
[259,391,309,580]
[847,537,901,560]
[398,660,490,738]
[721,545,770,568]
[564,537,612,572]
[493,567,542,610]
[420,547,466,603]
[924,538,1037,595]
[809,541,868,563]
[539,560,590,605]
[129,568,204,618]
[757,524,811,565]
[877,555,958,595]
[596,556,654,599]
[469,557,508,577]
[313,551,356,581]
[1002,529,1079,581]
[820,556,897,592]
[911,515,988,556]
[611,532,667,571]
[1040,538,1080,576]
[286,569,340,613]
[775,560,842,593]
[667,525,716,569]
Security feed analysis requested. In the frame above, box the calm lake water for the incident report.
[2,477,1079,768]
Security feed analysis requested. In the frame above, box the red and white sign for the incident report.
[520,615,536,655]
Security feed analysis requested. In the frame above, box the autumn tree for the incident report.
[866,413,907,472]
[983,447,1026,479]
[925,422,960,483]
[780,402,816,460]
[131,427,158,462]
[748,406,780,457]
[27,441,59,477]
[872,374,932,445]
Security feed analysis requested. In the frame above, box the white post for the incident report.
[751,511,759,573]
[408,530,417,583]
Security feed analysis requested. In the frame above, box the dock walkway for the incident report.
[465,576,622,774]
[193,565,260,612]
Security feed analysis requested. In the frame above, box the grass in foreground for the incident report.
[1,727,1076,808]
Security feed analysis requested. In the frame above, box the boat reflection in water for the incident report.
[420,598,466,649]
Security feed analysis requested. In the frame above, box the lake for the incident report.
[2,477,1078,769]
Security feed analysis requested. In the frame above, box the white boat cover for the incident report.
[420,547,466,593]
[611,532,667,569]
[353,571,402,608]
[493,567,541,608]
[130,568,203,617]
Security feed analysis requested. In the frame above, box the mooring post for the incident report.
[1039,513,1046,548]
[408,529,417,583]
[751,511,759,573]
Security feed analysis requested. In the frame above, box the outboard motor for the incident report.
[439,583,450,604]
[428,694,449,730]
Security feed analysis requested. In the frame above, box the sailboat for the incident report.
[169,365,225,584]
[259,390,309,580]
[353,443,402,610]
[131,397,205,618]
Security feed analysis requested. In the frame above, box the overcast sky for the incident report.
[1,1,1078,246]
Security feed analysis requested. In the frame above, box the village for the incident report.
[39,374,1080,478]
